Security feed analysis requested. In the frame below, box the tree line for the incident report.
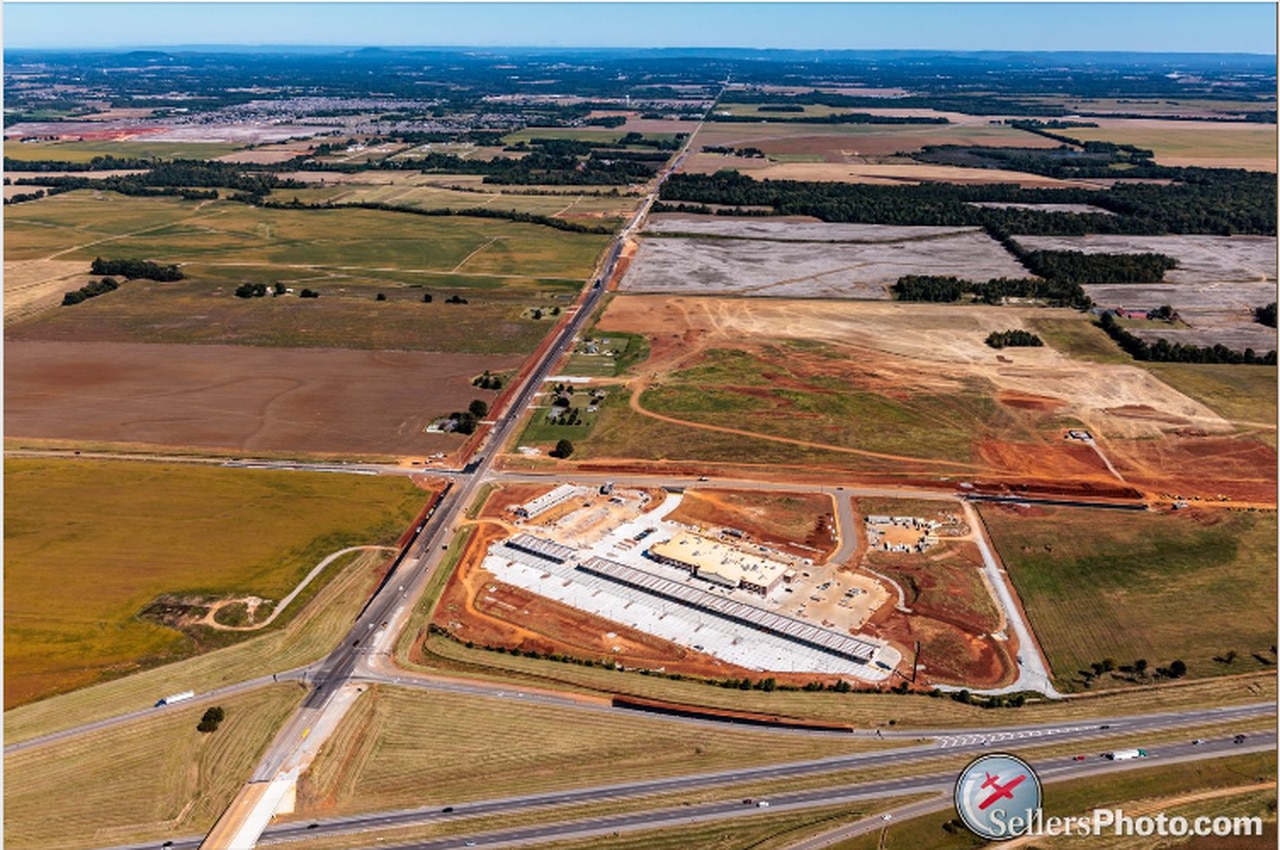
[1255,303,1277,328]
[1098,312,1275,365]
[91,257,184,281]
[62,277,119,306]
[707,111,949,125]
[657,170,1275,237]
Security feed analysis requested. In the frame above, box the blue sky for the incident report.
[4,2,1276,53]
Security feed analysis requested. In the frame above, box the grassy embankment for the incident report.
[3,684,303,850]
[982,505,1278,691]
[6,191,609,352]
[4,458,426,708]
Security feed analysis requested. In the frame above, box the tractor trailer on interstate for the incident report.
[1103,748,1147,761]
[155,690,195,707]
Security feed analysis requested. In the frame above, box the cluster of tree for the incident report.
[263,198,613,234]
[299,288,320,299]
[412,148,657,186]
[583,114,627,127]
[1020,248,1177,285]
[472,370,504,390]
[891,274,1091,310]
[1098,312,1276,365]
[234,282,284,298]
[19,160,302,203]
[657,170,1276,237]
[90,257,184,281]
[3,154,157,172]
[196,706,225,734]
[700,145,765,158]
[551,406,584,426]
[550,438,574,458]
[1255,302,1277,328]
[444,294,468,304]
[757,104,805,113]
[708,111,948,125]
[62,277,119,306]
[985,329,1044,349]
[445,399,490,435]
[3,189,48,205]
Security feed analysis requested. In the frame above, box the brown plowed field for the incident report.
[666,488,837,562]
[5,341,519,458]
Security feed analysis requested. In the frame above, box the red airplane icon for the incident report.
[978,771,1026,810]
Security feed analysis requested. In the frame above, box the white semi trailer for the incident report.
[1103,748,1147,761]
[155,690,195,707]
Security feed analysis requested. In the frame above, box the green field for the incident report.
[638,346,994,463]
[501,128,680,146]
[1066,125,1277,166]
[4,459,426,707]
[981,505,1278,691]
[4,139,242,163]
[4,684,303,850]
[6,190,608,351]
[268,180,635,220]
[517,383,611,446]
[5,191,609,275]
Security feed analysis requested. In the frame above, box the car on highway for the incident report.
[1234,734,1248,744]
[756,800,770,808]
[442,806,454,813]
[881,813,893,821]
[1192,738,1206,745]
[1072,754,1086,761]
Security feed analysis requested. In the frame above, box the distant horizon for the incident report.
[4,3,1277,54]
[7,44,1277,58]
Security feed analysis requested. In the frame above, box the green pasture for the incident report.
[3,459,425,707]
[268,182,634,219]
[4,139,241,163]
[4,191,610,278]
[1067,125,1277,164]
[981,505,1278,691]
[639,346,992,463]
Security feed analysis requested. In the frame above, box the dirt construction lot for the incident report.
[587,295,1275,502]
[5,341,519,457]
[622,223,1027,298]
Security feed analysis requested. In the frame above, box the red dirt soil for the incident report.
[1107,435,1279,504]
[666,488,838,563]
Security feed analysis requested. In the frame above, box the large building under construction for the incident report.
[646,531,790,596]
